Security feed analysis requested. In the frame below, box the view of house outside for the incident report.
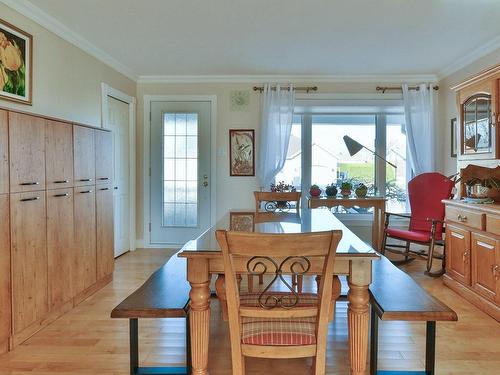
[275,114,408,213]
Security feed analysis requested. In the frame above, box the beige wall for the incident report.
[136,81,409,243]
[0,3,136,126]
[438,49,500,176]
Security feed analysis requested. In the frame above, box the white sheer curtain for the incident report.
[402,83,435,177]
[257,84,295,188]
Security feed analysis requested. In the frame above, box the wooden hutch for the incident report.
[443,65,500,322]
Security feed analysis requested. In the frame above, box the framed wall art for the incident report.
[229,129,255,176]
[0,18,32,105]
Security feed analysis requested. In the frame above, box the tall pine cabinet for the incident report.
[0,107,114,351]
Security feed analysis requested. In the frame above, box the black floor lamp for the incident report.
[343,135,397,169]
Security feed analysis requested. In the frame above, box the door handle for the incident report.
[20,182,39,186]
[20,196,40,202]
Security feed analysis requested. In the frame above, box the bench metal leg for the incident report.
[129,318,190,375]
[370,305,437,375]
[425,321,436,375]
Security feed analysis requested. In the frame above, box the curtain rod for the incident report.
[376,85,439,93]
[253,86,318,93]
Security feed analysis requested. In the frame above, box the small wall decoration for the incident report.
[229,129,255,176]
[230,212,255,232]
[451,118,457,157]
[0,18,32,105]
[229,90,250,111]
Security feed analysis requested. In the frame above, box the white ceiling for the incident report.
[14,0,500,79]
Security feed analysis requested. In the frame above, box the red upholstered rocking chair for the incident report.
[381,172,455,277]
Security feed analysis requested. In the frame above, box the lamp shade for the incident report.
[343,135,364,156]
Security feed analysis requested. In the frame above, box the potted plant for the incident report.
[325,183,338,197]
[355,183,368,198]
[270,181,296,208]
[340,180,352,197]
[309,184,322,197]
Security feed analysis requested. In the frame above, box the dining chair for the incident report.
[381,172,455,276]
[252,190,303,292]
[215,229,342,375]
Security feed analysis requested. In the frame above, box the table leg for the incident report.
[188,258,211,375]
[348,260,371,375]
[372,207,379,251]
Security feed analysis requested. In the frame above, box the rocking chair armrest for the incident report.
[384,212,412,219]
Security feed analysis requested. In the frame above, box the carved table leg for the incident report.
[348,260,371,375]
[188,258,211,375]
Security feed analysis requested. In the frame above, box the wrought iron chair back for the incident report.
[215,230,342,373]
[254,191,302,212]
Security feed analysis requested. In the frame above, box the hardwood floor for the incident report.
[0,249,499,374]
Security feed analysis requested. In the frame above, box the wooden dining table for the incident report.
[178,208,380,375]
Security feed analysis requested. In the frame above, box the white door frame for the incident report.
[143,95,217,248]
[101,83,137,251]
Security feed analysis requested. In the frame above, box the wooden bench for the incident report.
[369,256,458,375]
[111,253,191,375]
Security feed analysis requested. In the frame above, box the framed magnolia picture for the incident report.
[229,129,255,176]
[0,18,32,105]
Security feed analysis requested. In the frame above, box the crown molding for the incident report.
[0,0,138,81]
[437,33,500,80]
[137,74,438,84]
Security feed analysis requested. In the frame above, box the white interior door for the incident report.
[107,96,130,256]
[150,101,211,245]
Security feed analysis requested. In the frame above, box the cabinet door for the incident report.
[46,121,73,190]
[96,185,114,279]
[95,130,113,184]
[0,195,11,344]
[47,189,75,309]
[0,110,8,194]
[73,125,95,187]
[471,233,499,302]
[73,187,96,294]
[445,224,471,285]
[9,112,46,192]
[10,192,48,334]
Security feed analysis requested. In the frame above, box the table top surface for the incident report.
[179,208,380,258]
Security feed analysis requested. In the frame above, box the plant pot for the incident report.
[341,189,351,197]
[325,187,337,197]
[310,188,322,197]
[355,187,368,198]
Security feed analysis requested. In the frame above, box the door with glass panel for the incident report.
[150,101,211,245]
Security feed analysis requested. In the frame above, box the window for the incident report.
[162,113,198,227]
[277,101,408,213]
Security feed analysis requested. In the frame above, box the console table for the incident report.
[307,196,386,251]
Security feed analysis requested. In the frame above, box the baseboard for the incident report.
[73,274,113,306]
[443,274,500,322]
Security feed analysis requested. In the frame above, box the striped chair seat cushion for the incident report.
[241,316,317,346]
[239,292,318,308]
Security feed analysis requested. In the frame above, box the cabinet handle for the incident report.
[493,265,500,280]
[80,190,93,194]
[99,187,110,191]
[97,177,109,181]
[477,241,495,250]
[20,182,39,186]
[20,196,40,202]
[491,112,496,127]
[451,232,464,240]
[79,178,92,182]
[53,193,69,197]
[457,214,468,222]
[462,251,469,263]
[54,180,69,184]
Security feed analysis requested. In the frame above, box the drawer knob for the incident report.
[457,214,467,222]
[493,265,499,280]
